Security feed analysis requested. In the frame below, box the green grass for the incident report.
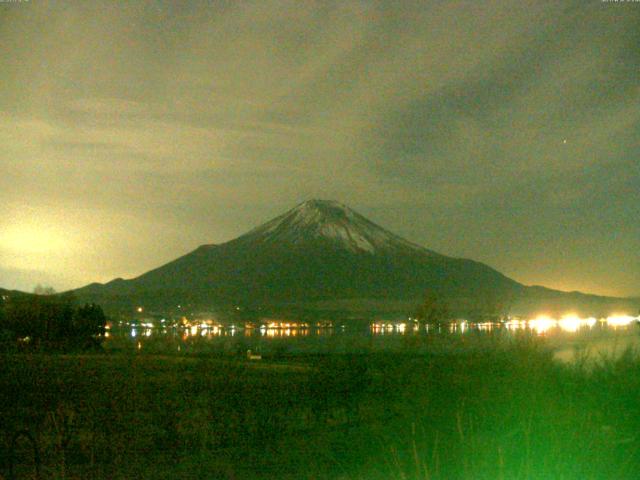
[1,338,639,479]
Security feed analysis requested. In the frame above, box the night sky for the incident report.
[1,0,638,297]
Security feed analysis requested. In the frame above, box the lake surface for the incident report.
[104,314,640,362]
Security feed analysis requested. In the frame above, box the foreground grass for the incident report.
[1,337,639,479]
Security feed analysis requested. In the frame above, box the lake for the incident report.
[103,314,640,362]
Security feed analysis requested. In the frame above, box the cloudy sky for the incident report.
[0,0,638,297]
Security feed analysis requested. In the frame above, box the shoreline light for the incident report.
[606,315,636,327]
[528,315,556,334]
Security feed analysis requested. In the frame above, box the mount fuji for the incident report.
[73,200,634,316]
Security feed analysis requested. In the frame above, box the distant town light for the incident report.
[528,315,556,334]
[606,315,636,327]
[136,306,143,313]
[558,314,581,333]
[557,314,598,333]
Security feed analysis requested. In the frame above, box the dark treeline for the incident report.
[0,293,106,351]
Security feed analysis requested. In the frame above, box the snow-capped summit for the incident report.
[239,199,427,254]
[73,200,630,316]
[74,199,526,313]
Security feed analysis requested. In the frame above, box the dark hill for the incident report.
[72,200,637,316]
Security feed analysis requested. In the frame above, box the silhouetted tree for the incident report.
[33,284,57,296]
[72,303,106,342]
[414,290,451,324]
[472,291,515,322]
[0,294,107,350]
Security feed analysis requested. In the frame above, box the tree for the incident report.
[0,295,107,350]
[72,303,106,340]
[33,284,57,296]
[472,291,515,322]
[414,290,451,324]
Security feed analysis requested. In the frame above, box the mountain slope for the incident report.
[73,200,635,315]
[235,199,433,254]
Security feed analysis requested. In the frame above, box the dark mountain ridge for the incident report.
[73,200,637,316]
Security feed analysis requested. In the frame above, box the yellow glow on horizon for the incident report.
[0,216,87,287]
[0,221,71,255]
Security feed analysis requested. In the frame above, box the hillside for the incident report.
[73,200,637,316]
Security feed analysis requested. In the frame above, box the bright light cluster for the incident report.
[528,315,556,334]
[557,314,597,333]
[605,315,637,327]
[524,313,636,334]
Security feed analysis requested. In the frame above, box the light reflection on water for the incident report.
[109,314,639,362]
[116,314,639,342]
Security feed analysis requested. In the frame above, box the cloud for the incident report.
[0,0,638,295]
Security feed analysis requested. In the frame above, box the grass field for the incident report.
[1,336,639,479]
